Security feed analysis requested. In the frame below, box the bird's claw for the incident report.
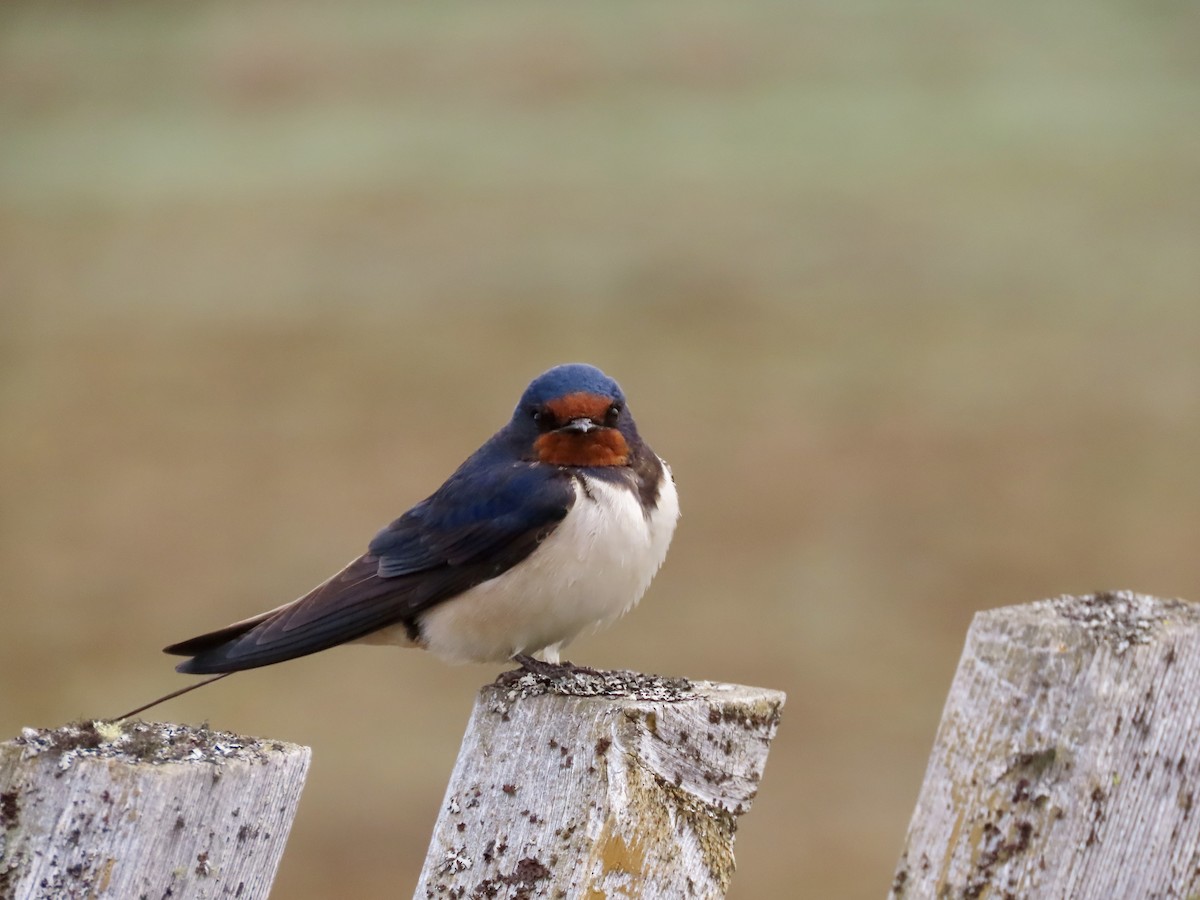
[512,654,601,679]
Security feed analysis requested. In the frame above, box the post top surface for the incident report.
[4,719,308,772]
[485,666,786,709]
[979,590,1198,653]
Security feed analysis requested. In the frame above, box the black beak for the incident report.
[560,417,599,434]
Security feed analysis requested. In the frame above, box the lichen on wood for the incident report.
[891,591,1200,899]
[417,668,784,899]
[0,718,310,899]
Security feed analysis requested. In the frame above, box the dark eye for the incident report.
[605,404,621,426]
[531,409,554,431]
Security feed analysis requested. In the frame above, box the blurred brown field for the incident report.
[2,1,1199,896]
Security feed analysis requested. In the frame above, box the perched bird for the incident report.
[160,363,678,684]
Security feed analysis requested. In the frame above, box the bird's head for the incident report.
[511,363,636,467]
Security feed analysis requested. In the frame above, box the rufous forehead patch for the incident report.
[544,391,613,423]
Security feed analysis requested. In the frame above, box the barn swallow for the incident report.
[143,363,678,703]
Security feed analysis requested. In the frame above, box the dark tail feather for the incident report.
[164,609,280,673]
[162,556,417,674]
[111,611,272,718]
[112,672,234,721]
[164,613,272,659]
[174,652,252,675]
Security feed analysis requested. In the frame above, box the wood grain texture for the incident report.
[891,591,1200,899]
[416,669,785,899]
[0,720,310,899]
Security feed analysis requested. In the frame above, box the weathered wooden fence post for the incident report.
[416,668,784,899]
[0,719,310,899]
[891,591,1200,898]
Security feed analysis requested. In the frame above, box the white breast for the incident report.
[415,464,679,664]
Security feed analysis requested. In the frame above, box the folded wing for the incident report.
[166,461,573,673]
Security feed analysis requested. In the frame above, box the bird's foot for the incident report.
[512,653,564,677]
[511,654,601,679]
[559,660,603,678]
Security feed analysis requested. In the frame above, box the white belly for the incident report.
[411,465,679,664]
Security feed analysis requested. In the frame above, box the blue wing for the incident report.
[166,455,574,673]
[370,461,570,576]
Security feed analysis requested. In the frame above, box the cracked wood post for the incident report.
[891,591,1200,899]
[416,670,784,899]
[0,720,310,899]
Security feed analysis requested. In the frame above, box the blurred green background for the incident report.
[2,1,1198,896]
